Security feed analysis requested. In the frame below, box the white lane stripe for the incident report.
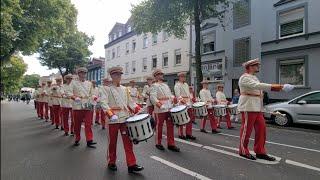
[174,137,203,147]
[203,146,280,165]
[192,128,320,153]
[150,156,212,180]
[211,143,282,161]
[285,159,320,172]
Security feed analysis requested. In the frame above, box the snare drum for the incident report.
[82,103,94,110]
[126,114,154,144]
[170,105,190,126]
[213,105,227,117]
[192,102,208,117]
[227,104,238,115]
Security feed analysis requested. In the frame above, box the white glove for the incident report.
[110,115,118,122]
[75,97,81,103]
[160,104,166,110]
[282,84,295,92]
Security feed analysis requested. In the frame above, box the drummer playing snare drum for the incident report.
[100,66,144,173]
[174,72,196,140]
[199,80,220,134]
[215,84,235,129]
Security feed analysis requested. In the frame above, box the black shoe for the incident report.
[55,126,59,129]
[256,154,276,161]
[73,141,80,146]
[212,129,220,134]
[168,145,180,152]
[192,121,197,125]
[71,132,74,136]
[108,164,117,171]
[217,126,222,129]
[61,127,64,131]
[240,154,256,160]
[186,135,196,140]
[51,122,54,125]
[102,127,105,130]
[128,164,144,173]
[155,144,165,151]
[228,127,235,129]
[95,121,100,125]
[178,135,186,140]
[64,132,69,136]
[200,129,207,133]
[87,141,97,145]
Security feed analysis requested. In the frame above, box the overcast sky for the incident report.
[24,0,142,76]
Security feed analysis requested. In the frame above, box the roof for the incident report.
[108,22,125,36]
[104,31,137,49]
[274,0,296,7]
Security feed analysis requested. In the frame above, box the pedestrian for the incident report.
[232,89,240,104]
[91,80,100,125]
[141,76,154,116]
[60,74,74,136]
[199,80,220,134]
[100,66,144,173]
[45,79,54,124]
[238,58,294,161]
[150,69,180,152]
[51,76,63,130]
[38,82,47,120]
[215,84,234,129]
[98,77,111,130]
[174,72,196,140]
[70,67,98,148]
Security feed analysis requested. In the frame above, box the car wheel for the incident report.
[274,112,292,127]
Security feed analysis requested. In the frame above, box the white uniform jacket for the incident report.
[150,82,175,113]
[174,81,192,106]
[216,91,228,105]
[69,80,95,110]
[199,88,214,108]
[44,86,52,106]
[141,85,152,107]
[51,85,62,105]
[60,83,73,108]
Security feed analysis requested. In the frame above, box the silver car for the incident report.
[264,91,320,126]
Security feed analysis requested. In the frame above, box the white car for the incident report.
[264,91,320,126]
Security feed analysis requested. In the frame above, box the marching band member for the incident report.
[60,74,74,136]
[238,58,294,161]
[91,80,101,125]
[174,72,196,140]
[141,76,154,115]
[98,77,111,130]
[100,67,144,172]
[69,67,97,148]
[33,86,41,119]
[150,69,180,152]
[45,79,54,124]
[199,80,220,134]
[128,80,140,105]
[38,82,47,120]
[51,76,63,129]
[215,84,234,129]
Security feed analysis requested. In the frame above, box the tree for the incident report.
[22,74,41,88]
[131,0,229,93]
[1,56,27,94]
[38,31,94,76]
[0,0,77,62]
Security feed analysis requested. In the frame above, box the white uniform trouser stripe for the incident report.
[155,113,159,144]
[240,112,248,154]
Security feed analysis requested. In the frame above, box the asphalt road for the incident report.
[1,101,320,180]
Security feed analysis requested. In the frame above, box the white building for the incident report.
[104,18,192,89]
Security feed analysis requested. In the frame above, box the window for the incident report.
[113,33,117,40]
[107,50,111,60]
[152,55,157,69]
[131,61,136,74]
[97,69,101,81]
[175,49,182,65]
[125,62,129,74]
[126,42,129,54]
[162,52,168,67]
[152,34,158,44]
[118,31,122,37]
[142,58,147,71]
[279,58,305,86]
[234,37,250,66]
[298,92,320,104]
[116,46,120,57]
[163,31,168,41]
[143,35,148,48]
[233,0,250,29]
[202,32,215,53]
[279,7,305,38]
[132,40,136,52]
[112,49,115,59]
[127,25,132,33]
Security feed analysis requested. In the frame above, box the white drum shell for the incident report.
[192,102,208,117]
[170,105,190,126]
[228,104,238,115]
[213,105,227,117]
[126,114,154,142]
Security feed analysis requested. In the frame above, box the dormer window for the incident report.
[113,33,117,40]
[118,31,122,37]
[127,25,132,33]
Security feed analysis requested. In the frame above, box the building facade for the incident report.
[86,57,105,85]
[191,0,320,100]
[104,18,192,89]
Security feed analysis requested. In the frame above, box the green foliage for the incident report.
[22,74,41,88]
[1,56,27,94]
[131,0,228,92]
[38,31,94,75]
[0,0,77,62]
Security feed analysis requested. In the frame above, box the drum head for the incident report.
[170,105,186,112]
[228,104,238,108]
[193,102,205,107]
[214,105,226,108]
[126,114,150,123]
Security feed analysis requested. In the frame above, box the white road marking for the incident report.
[285,159,320,172]
[150,156,212,180]
[192,128,320,153]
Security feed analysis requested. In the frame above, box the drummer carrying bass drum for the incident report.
[100,66,144,173]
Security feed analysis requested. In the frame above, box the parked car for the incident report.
[264,91,320,126]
